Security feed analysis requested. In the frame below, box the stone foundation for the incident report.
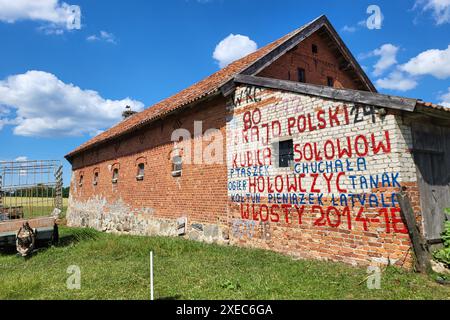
[67,196,229,245]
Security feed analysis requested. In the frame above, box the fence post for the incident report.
[55,165,63,211]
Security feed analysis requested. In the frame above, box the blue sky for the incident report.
[0,0,449,185]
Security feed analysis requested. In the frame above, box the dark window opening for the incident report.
[327,76,334,87]
[312,44,318,54]
[298,68,306,83]
[278,140,294,168]
[172,156,183,177]
[93,172,99,186]
[136,163,145,181]
[112,168,119,184]
[79,175,84,187]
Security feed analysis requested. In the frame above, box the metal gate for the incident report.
[0,160,63,221]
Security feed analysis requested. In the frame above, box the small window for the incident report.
[298,68,306,83]
[136,163,145,181]
[112,168,119,184]
[79,175,84,187]
[278,140,294,168]
[93,172,99,186]
[312,44,318,54]
[172,156,182,177]
[327,76,334,87]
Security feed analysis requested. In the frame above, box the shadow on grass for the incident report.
[57,228,99,247]
[157,295,182,300]
[0,246,17,255]
[0,227,99,257]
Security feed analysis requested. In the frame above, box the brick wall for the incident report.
[68,83,420,269]
[226,85,418,268]
[67,30,420,268]
[257,32,361,90]
[68,97,230,243]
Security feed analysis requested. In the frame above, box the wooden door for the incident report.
[412,123,450,241]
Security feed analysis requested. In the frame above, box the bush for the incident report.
[433,210,450,267]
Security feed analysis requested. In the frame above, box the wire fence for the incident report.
[0,160,63,221]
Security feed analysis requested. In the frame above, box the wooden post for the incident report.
[397,192,432,273]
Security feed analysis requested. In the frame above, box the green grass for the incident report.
[1,197,68,219]
[2,197,69,207]
[0,227,449,300]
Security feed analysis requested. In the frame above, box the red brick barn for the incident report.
[65,15,450,268]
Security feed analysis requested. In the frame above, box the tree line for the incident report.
[1,186,70,198]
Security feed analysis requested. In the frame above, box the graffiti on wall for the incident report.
[232,219,272,240]
[227,86,408,239]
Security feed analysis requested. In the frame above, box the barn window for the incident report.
[327,76,334,87]
[298,68,306,83]
[136,163,145,181]
[312,44,318,54]
[172,156,182,177]
[112,168,119,184]
[278,140,294,168]
[93,172,99,186]
[79,175,84,187]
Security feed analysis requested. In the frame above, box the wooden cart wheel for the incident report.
[16,222,36,257]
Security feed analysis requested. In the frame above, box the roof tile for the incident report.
[66,25,306,159]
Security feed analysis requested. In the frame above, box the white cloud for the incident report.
[341,25,356,33]
[0,0,81,33]
[0,71,144,137]
[0,106,9,116]
[375,71,418,91]
[40,26,65,35]
[213,34,258,68]
[15,156,28,162]
[439,87,450,107]
[400,45,450,79]
[371,44,400,76]
[358,20,367,27]
[415,0,450,24]
[0,116,16,130]
[341,16,383,34]
[369,44,450,94]
[0,118,7,131]
[87,31,117,44]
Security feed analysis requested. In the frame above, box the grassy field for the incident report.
[0,227,449,300]
[1,197,68,218]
